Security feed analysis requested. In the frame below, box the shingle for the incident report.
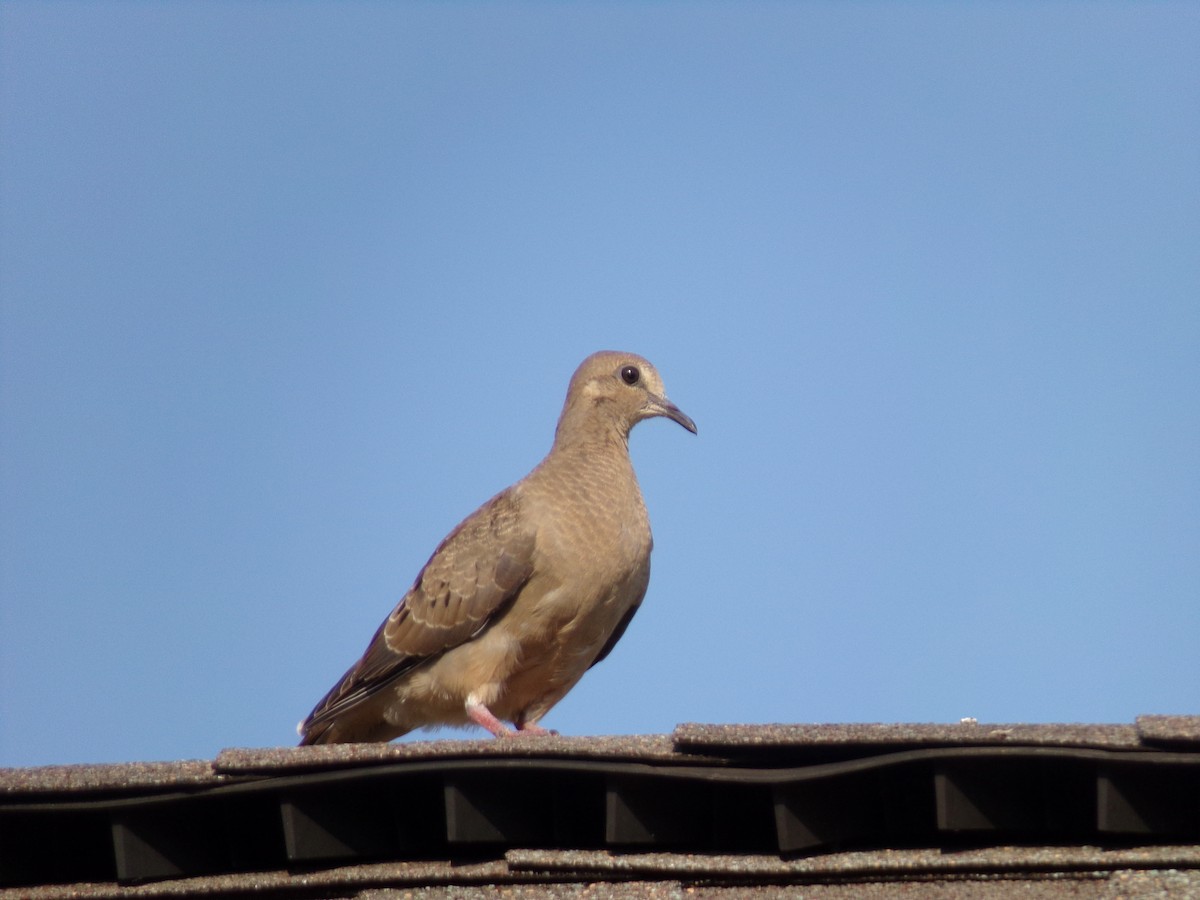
[216,734,683,775]
[0,760,217,796]
[1136,715,1200,748]
[0,858,514,900]
[506,845,1200,880]
[672,722,1145,754]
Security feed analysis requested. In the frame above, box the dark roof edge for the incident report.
[3,716,1197,796]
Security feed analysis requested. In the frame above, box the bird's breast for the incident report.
[530,485,650,588]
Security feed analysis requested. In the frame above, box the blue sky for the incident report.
[1,3,1197,767]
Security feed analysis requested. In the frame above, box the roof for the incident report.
[2,716,1199,898]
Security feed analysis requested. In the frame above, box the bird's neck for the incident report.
[551,402,632,454]
[538,412,638,489]
[531,428,645,526]
[546,428,630,465]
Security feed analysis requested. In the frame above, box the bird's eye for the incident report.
[620,365,640,385]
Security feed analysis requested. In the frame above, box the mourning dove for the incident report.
[298,350,696,744]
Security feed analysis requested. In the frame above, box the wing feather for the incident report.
[298,489,535,742]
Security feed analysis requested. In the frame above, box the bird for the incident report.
[297,350,696,744]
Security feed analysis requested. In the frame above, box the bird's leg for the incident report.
[465,699,513,737]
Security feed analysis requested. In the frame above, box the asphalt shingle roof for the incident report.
[2,717,1197,899]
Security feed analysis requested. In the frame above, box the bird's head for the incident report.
[556,350,697,444]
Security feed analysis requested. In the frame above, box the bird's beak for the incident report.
[649,395,698,434]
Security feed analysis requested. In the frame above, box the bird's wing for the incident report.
[299,489,536,740]
[587,547,651,670]
[588,601,640,669]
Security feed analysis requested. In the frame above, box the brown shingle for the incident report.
[673,722,1146,753]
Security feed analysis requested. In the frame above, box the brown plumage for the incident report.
[297,350,696,744]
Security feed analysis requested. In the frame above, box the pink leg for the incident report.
[466,700,512,737]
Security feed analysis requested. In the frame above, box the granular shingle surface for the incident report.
[217,733,683,775]
[1136,715,1200,748]
[0,759,218,796]
[672,722,1148,753]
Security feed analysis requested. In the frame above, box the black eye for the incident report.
[620,365,640,385]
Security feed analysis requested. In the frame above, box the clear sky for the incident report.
[1,3,1197,768]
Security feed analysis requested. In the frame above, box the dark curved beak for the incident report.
[650,395,697,434]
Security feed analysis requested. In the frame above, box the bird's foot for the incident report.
[466,700,513,737]
[515,721,557,736]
